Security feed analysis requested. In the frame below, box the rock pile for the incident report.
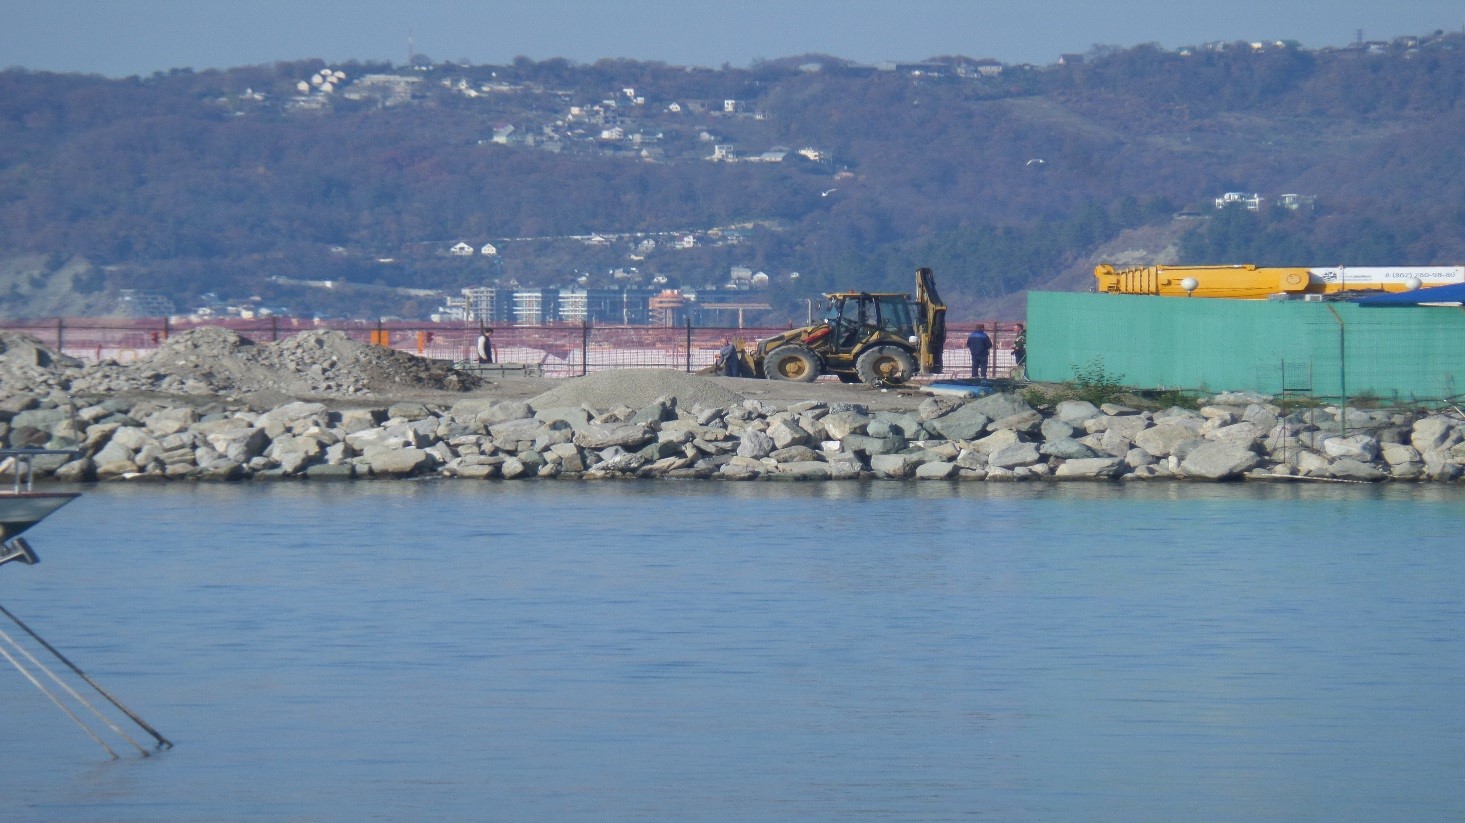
[3,383,1463,483]
[0,329,478,397]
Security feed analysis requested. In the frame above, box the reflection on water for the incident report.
[2,481,1463,822]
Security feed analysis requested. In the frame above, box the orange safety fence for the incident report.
[0,318,1026,380]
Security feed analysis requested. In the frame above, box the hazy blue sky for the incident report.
[3,0,1463,76]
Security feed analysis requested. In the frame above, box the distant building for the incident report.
[1215,192,1263,211]
[1277,193,1317,211]
[118,290,175,318]
[449,241,474,256]
[512,289,560,325]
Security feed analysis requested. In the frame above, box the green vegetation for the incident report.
[1023,357,1128,408]
[3,32,1465,318]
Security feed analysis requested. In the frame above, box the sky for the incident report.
[2,0,1463,77]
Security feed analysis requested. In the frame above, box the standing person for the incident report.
[1012,323,1027,378]
[966,324,992,379]
[476,328,495,364]
[717,338,742,377]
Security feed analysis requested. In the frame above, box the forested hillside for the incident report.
[3,30,1464,320]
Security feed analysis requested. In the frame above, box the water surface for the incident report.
[1,481,1462,821]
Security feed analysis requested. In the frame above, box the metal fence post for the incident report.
[685,317,693,373]
[271,316,279,342]
[56,318,64,353]
[581,319,590,376]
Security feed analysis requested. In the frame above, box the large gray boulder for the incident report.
[968,392,1035,422]
[206,427,269,463]
[917,395,965,421]
[989,409,1043,435]
[1040,417,1077,441]
[842,433,905,457]
[573,423,656,450]
[1179,442,1260,480]
[768,419,812,449]
[488,417,547,446]
[1327,458,1387,482]
[929,404,990,441]
[143,406,200,437]
[772,461,834,480]
[870,454,915,479]
[822,410,871,440]
[363,447,433,476]
[1411,417,1460,453]
[914,461,958,479]
[1054,457,1122,479]
[1041,437,1099,459]
[735,430,775,459]
[536,406,592,429]
[1134,422,1203,458]
[1322,434,1379,462]
[988,441,1041,469]
[768,445,823,464]
[1054,400,1100,425]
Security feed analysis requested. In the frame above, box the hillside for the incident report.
[3,32,1465,322]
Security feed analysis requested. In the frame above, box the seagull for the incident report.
[1025,159,1045,166]
[821,188,838,197]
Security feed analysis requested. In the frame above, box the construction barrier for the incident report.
[0,317,1024,381]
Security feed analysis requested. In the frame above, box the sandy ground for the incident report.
[330,373,950,414]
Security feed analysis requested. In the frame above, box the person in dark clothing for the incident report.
[966,325,992,379]
[1012,323,1027,376]
[717,339,742,377]
[476,328,495,364]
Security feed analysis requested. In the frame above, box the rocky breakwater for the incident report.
[3,372,1463,483]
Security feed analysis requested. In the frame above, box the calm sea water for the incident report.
[1,480,1462,822]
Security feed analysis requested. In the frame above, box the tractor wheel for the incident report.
[764,345,821,382]
[855,345,917,386]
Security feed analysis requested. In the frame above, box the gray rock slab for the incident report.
[987,441,1041,469]
[1054,400,1100,424]
[1040,437,1098,459]
[573,423,655,450]
[1327,458,1387,482]
[1054,457,1122,479]
[365,448,432,476]
[771,461,834,480]
[869,454,914,478]
[1179,442,1260,480]
[929,404,990,441]
[914,461,958,479]
[1134,423,1203,458]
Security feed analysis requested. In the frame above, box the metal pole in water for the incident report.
[0,602,173,749]
[0,625,151,756]
[0,641,118,759]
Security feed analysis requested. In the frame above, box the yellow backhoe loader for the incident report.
[736,267,946,385]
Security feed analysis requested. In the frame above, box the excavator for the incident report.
[734,267,946,386]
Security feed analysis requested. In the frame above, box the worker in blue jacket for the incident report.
[966,325,992,379]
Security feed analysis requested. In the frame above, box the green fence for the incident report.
[1028,292,1465,403]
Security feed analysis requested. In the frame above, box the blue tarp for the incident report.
[1355,282,1465,306]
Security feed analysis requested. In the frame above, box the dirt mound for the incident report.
[53,327,479,399]
[256,330,478,394]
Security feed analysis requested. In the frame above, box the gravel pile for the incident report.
[1,328,479,398]
[0,332,82,396]
[530,368,745,411]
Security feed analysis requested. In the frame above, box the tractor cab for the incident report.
[822,292,917,352]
